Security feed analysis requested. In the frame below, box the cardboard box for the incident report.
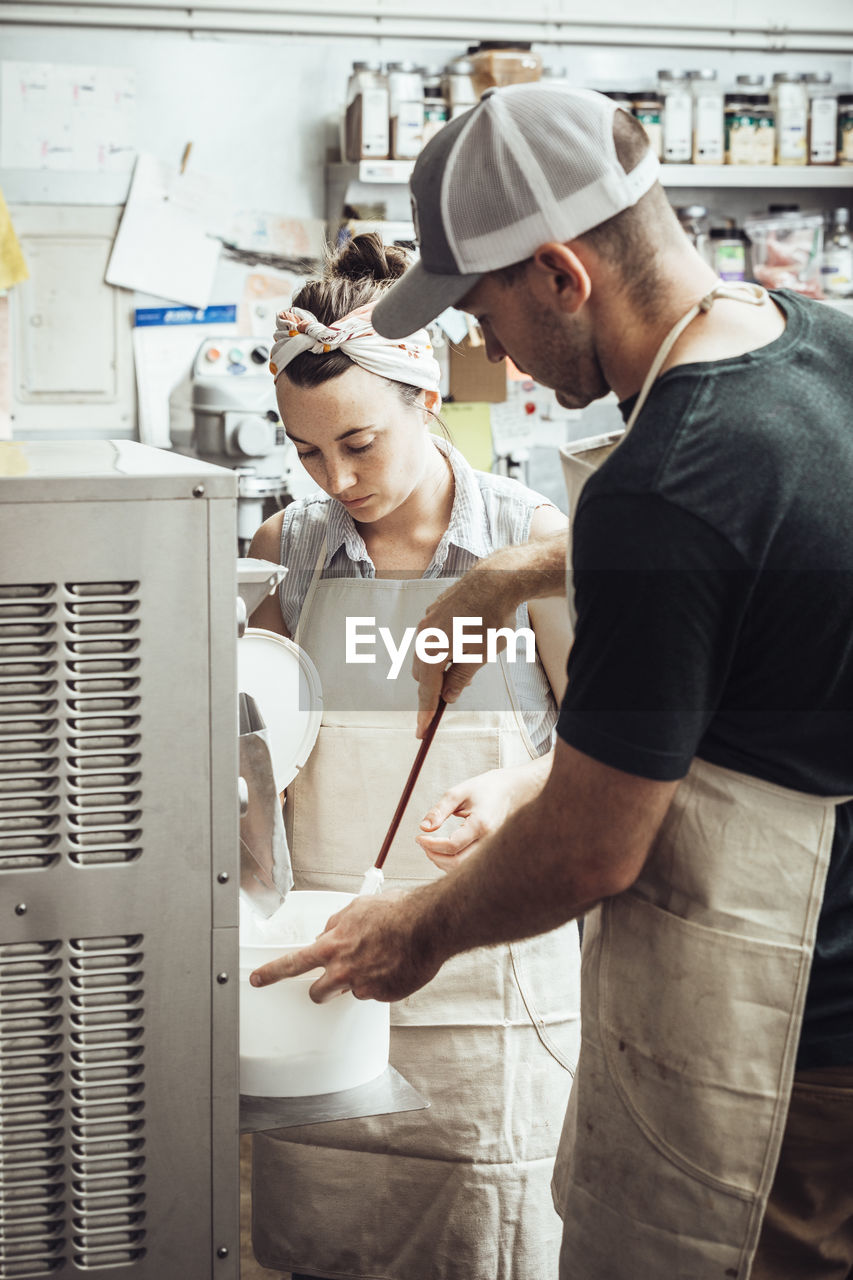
[448,335,507,403]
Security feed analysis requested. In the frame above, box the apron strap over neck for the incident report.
[624,281,768,435]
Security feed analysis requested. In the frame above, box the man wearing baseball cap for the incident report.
[253,85,853,1278]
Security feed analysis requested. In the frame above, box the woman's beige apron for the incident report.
[252,543,581,1280]
[553,284,851,1278]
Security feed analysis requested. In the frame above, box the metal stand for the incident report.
[240,1065,428,1133]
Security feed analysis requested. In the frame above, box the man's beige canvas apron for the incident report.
[252,549,581,1280]
[553,285,848,1278]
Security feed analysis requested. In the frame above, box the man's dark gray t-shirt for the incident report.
[557,289,853,1069]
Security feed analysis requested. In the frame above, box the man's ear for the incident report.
[422,388,441,414]
[529,242,592,314]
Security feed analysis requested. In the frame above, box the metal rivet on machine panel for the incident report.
[217,872,230,884]
[14,903,27,916]
[192,484,205,497]
[216,972,229,984]
[216,1246,229,1259]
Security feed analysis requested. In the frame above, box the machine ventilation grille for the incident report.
[64,582,142,869]
[69,934,147,1269]
[0,585,61,874]
[0,938,67,1276]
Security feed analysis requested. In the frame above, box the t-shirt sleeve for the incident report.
[557,491,754,780]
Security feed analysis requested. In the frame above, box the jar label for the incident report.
[693,95,724,163]
[810,97,838,163]
[362,88,390,157]
[663,94,692,161]
[714,243,746,282]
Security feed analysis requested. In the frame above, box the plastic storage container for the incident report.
[745,209,825,298]
[239,891,391,1097]
[468,42,542,97]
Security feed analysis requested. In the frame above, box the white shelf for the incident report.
[660,165,853,188]
[331,160,853,189]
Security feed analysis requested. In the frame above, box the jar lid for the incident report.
[804,71,832,84]
[445,60,476,74]
[606,91,633,102]
[675,205,709,219]
[772,71,805,82]
[689,69,718,81]
[724,94,751,104]
[753,94,771,105]
[710,227,747,240]
[352,60,383,72]
[736,74,765,86]
[839,93,853,104]
[633,92,662,102]
[658,69,690,80]
[387,60,421,73]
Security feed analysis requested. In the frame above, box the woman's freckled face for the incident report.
[277,364,434,523]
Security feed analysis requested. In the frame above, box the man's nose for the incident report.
[483,332,507,364]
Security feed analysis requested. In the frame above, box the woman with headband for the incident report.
[247,233,580,1280]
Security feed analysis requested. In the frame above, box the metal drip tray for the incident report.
[239,1066,428,1133]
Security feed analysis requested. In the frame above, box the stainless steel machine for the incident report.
[0,440,427,1280]
[168,335,301,552]
[0,440,240,1279]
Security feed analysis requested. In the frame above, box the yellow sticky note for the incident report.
[0,188,29,291]
[434,402,494,474]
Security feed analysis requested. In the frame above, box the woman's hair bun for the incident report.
[326,231,411,285]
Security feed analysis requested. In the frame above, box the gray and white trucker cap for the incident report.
[373,84,660,339]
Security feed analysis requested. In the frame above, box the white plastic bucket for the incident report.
[239,890,390,1097]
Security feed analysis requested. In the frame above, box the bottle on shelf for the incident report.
[658,69,693,163]
[441,59,478,120]
[821,208,853,298]
[690,69,724,165]
[343,61,390,162]
[725,83,757,166]
[772,72,808,166]
[632,91,663,160]
[422,70,450,147]
[752,90,776,166]
[388,61,424,160]
[837,93,853,167]
[806,72,838,166]
[709,224,748,281]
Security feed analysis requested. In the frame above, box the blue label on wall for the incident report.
[134,305,238,327]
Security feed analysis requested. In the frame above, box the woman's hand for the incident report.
[416,753,554,872]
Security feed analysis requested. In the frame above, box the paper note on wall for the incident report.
[106,153,232,308]
[0,61,135,172]
[435,403,494,474]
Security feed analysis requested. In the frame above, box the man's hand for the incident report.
[249,890,446,1005]
[412,533,567,737]
[417,754,553,871]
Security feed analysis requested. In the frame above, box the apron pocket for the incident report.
[597,891,805,1194]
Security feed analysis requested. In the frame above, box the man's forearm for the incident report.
[471,530,568,613]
